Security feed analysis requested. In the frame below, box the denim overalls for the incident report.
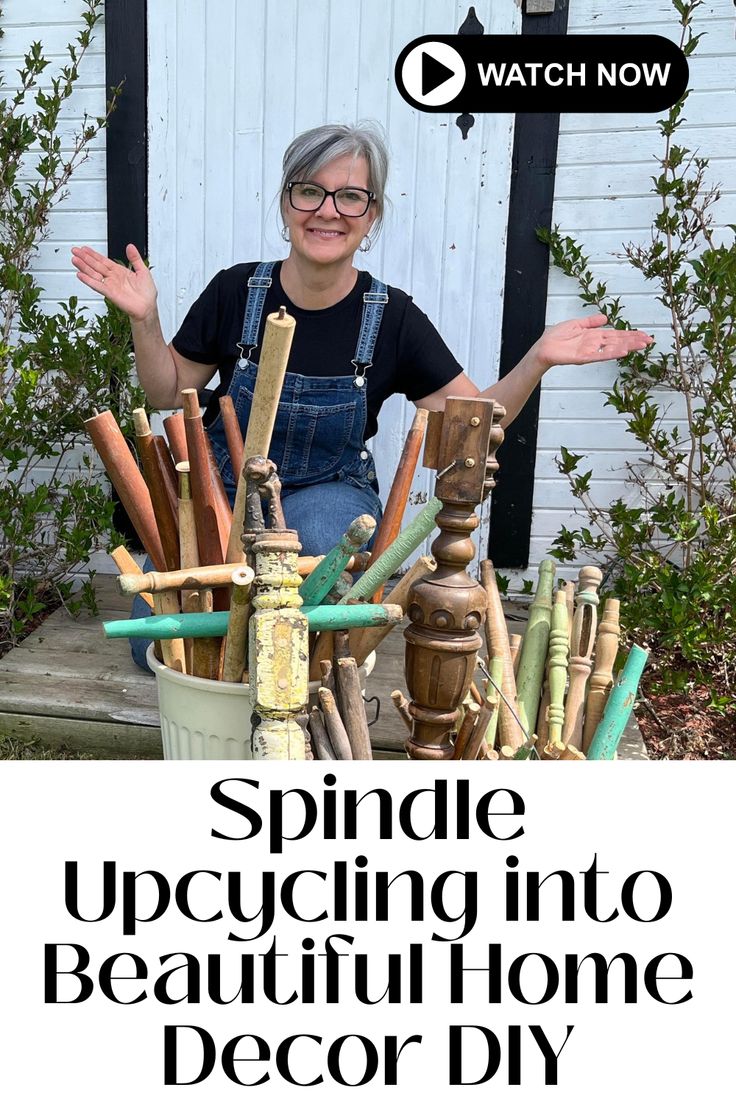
[205,261,385,557]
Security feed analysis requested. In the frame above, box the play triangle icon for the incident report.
[421,49,456,97]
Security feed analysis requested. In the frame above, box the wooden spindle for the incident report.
[190,586,222,680]
[133,409,180,571]
[320,659,335,694]
[543,588,570,756]
[151,590,186,673]
[586,644,649,761]
[480,560,524,750]
[308,705,336,760]
[219,394,244,481]
[105,602,403,641]
[370,407,429,601]
[451,702,480,760]
[84,409,166,571]
[221,567,255,683]
[204,432,233,549]
[246,456,305,754]
[118,557,351,595]
[227,307,296,563]
[163,411,188,465]
[515,559,556,739]
[307,541,434,684]
[404,398,504,760]
[562,565,603,751]
[110,546,153,609]
[318,687,353,760]
[177,461,199,672]
[463,696,499,761]
[182,389,224,566]
[339,497,442,603]
[582,597,621,753]
[334,657,373,760]
[299,515,376,607]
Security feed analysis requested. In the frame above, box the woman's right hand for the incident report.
[71,242,158,322]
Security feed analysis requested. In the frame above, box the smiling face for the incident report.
[282,153,377,268]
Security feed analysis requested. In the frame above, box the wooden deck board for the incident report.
[0,575,647,760]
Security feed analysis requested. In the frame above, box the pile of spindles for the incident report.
[86,305,299,682]
[307,632,373,760]
[88,390,255,678]
[89,311,441,726]
[478,557,649,761]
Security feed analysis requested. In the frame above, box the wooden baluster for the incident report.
[587,644,649,761]
[562,565,603,751]
[582,597,621,754]
[247,460,308,759]
[404,397,504,761]
[542,588,570,758]
[515,560,556,739]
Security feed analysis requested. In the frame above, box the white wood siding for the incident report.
[532,0,736,584]
[148,0,522,566]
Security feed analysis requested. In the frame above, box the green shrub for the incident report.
[0,0,144,649]
[538,0,735,696]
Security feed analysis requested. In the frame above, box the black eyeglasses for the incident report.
[286,181,375,217]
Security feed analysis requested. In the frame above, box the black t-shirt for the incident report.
[171,261,463,441]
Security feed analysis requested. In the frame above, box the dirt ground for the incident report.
[637,666,736,760]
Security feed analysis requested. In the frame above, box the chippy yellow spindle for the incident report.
[249,529,308,759]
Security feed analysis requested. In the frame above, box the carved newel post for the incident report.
[244,457,309,760]
[404,397,504,760]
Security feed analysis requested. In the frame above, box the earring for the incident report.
[359,235,372,253]
[281,226,290,242]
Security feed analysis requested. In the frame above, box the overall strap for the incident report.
[238,261,276,358]
[351,277,389,382]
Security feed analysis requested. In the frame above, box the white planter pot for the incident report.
[147,644,376,760]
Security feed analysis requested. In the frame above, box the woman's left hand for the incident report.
[534,313,654,370]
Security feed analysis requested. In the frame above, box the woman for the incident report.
[72,122,651,667]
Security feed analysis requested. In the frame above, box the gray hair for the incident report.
[280,122,389,236]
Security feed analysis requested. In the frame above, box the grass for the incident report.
[0,733,94,760]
